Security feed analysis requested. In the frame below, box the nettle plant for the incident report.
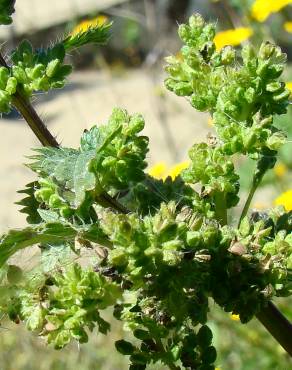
[0,3,291,369]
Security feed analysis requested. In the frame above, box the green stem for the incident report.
[238,169,265,227]
[214,192,227,226]
[256,301,292,357]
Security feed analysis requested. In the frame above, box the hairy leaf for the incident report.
[62,22,112,51]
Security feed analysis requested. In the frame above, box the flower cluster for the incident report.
[165,14,290,158]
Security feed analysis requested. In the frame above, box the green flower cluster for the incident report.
[0,41,72,113]
[181,143,240,208]
[165,14,290,156]
[81,108,149,190]
[1,263,121,349]
[0,0,15,25]
[0,67,17,112]
[11,40,72,96]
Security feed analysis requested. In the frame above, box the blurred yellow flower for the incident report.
[274,189,292,211]
[284,21,292,32]
[286,81,292,93]
[214,28,253,50]
[251,0,292,23]
[148,162,167,179]
[207,117,214,126]
[274,162,287,177]
[230,314,240,321]
[148,161,190,180]
[71,15,108,36]
[168,161,189,180]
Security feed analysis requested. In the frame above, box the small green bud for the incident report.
[12,66,27,84]
[187,231,201,247]
[266,132,286,150]
[258,41,275,60]
[5,77,17,95]
[46,59,61,78]
[189,13,205,30]
[109,249,128,267]
[221,46,236,65]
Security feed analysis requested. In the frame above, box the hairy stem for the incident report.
[0,51,129,214]
[0,52,59,146]
[256,301,292,357]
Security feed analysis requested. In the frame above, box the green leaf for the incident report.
[62,22,112,51]
[0,223,77,267]
[28,147,96,207]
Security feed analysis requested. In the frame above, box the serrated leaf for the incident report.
[16,182,42,224]
[41,244,72,273]
[0,223,77,267]
[38,209,60,222]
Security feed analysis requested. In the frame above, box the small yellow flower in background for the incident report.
[251,0,292,23]
[207,117,214,126]
[168,161,189,180]
[71,15,108,36]
[148,161,190,180]
[148,162,167,180]
[284,21,292,32]
[230,314,240,321]
[274,189,292,211]
[286,82,292,94]
[214,28,253,50]
[274,162,287,177]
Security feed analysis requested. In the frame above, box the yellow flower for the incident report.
[274,162,287,177]
[214,28,253,50]
[251,0,292,23]
[148,161,190,181]
[284,21,292,32]
[148,162,167,179]
[286,82,292,93]
[167,161,190,180]
[207,117,214,126]
[230,314,240,321]
[274,189,292,211]
[71,15,108,36]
